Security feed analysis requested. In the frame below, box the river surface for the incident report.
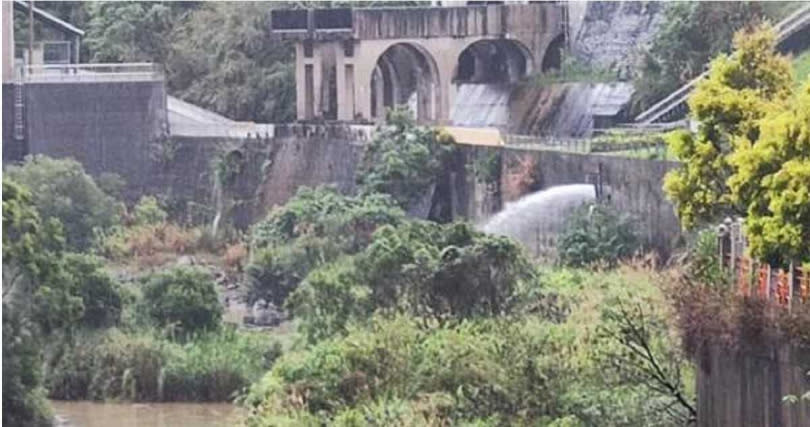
[51,401,242,427]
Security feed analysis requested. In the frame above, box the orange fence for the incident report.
[719,220,810,309]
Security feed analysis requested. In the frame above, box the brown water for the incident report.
[51,401,242,427]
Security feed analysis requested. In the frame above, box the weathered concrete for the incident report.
[697,343,810,427]
[23,80,168,197]
[272,3,564,124]
[493,148,682,254]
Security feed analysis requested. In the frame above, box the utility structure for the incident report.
[270,3,565,124]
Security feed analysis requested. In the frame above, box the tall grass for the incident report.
[45,327,281,402]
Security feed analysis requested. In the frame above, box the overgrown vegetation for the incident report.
[557,203,640,268]
[244,267,695,426]
[357,109,456,213]
[663,25,810,265]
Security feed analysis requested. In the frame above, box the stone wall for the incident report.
[697,344,810,427]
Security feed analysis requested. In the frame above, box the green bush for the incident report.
[45,328,280,402]
[5,155,121,250]
[247,187,403,306]
[246,268,693,426]
[357,108,455,210]
[558,203,640,267]
[63,253,123,328]
[141,267,223,336]
[288,221,536,342]
[3,308,52,427]
[133,195,168,226]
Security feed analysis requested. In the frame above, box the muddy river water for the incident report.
[51,401,242,427]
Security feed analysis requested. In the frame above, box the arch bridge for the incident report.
[270,3,565,124]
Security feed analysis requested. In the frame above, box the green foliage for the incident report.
[664,26,810,264]
[5,155,121,251]
[633,2,766,113]
[357,109,456,211]
[794,50,810,85]
[45,328,279,402]
[167,2,295,122]
[3,309,52,427]
[245,268,692,426]
[247,187,403,306]
[83,2,195,63]
[686,229,727,286]
[133,195,168,226]
[63,253,123,329]
[558,203,640,267]
[532,52,615,86]
[141,267,223,336]
[288,221,536,342]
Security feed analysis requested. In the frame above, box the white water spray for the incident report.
[481,184,596,251]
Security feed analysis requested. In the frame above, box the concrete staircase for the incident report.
[634,4,810,125]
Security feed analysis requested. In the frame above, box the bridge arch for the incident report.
[370,42,441,122]
[541,34,565,72]
[453,38,534,84]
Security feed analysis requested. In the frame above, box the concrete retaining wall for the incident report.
[24,80,167,197]
[697,344,810,427]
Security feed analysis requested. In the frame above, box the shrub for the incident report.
[357,108,456,211]
[3,308,52,427]
[141,267,223,336]
[5,155,121,250]
[246,187,403,306]
[557,203,640,267]
[133,195,168,226]
[223,242,248,273]
[45,328,280,402]
[63,253,123,329]
[94,223,202,260]
[288,221,536,342]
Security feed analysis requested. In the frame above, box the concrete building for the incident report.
[270,3,565,124]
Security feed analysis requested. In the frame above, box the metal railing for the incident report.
[634,4,810,125]
[23,63,163,83]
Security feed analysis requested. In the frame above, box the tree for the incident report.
[166,2,295,122]
[288,220,536,342]
[357,109,456,215]
[663,25,808,264]
[141,267,223,336]
[557,203,640,267]
[63,253,123,329]
[632,2,765,113]
[83,2,198,64]
[247,187,403,306]
[5,156,121,251]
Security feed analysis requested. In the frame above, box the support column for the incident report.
[295,42,307,120]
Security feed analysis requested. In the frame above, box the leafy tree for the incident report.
[63,253,123,329]
[5,155,121,251]
[288,221,536,342]
[133,195,169,226]
[141,267,222,336]
[247,187,403,306]
[357,109,456,214]
[632,2,766,113]
[166,2,295,122]
[557,203,640,267]
[663,25,809,264]
[2,180,80,426]
[83,2,198,63]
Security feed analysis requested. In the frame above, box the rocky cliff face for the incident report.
[571,1,665,79]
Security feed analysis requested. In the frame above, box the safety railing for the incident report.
[23,63,164,83]
[634,4,810,125]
